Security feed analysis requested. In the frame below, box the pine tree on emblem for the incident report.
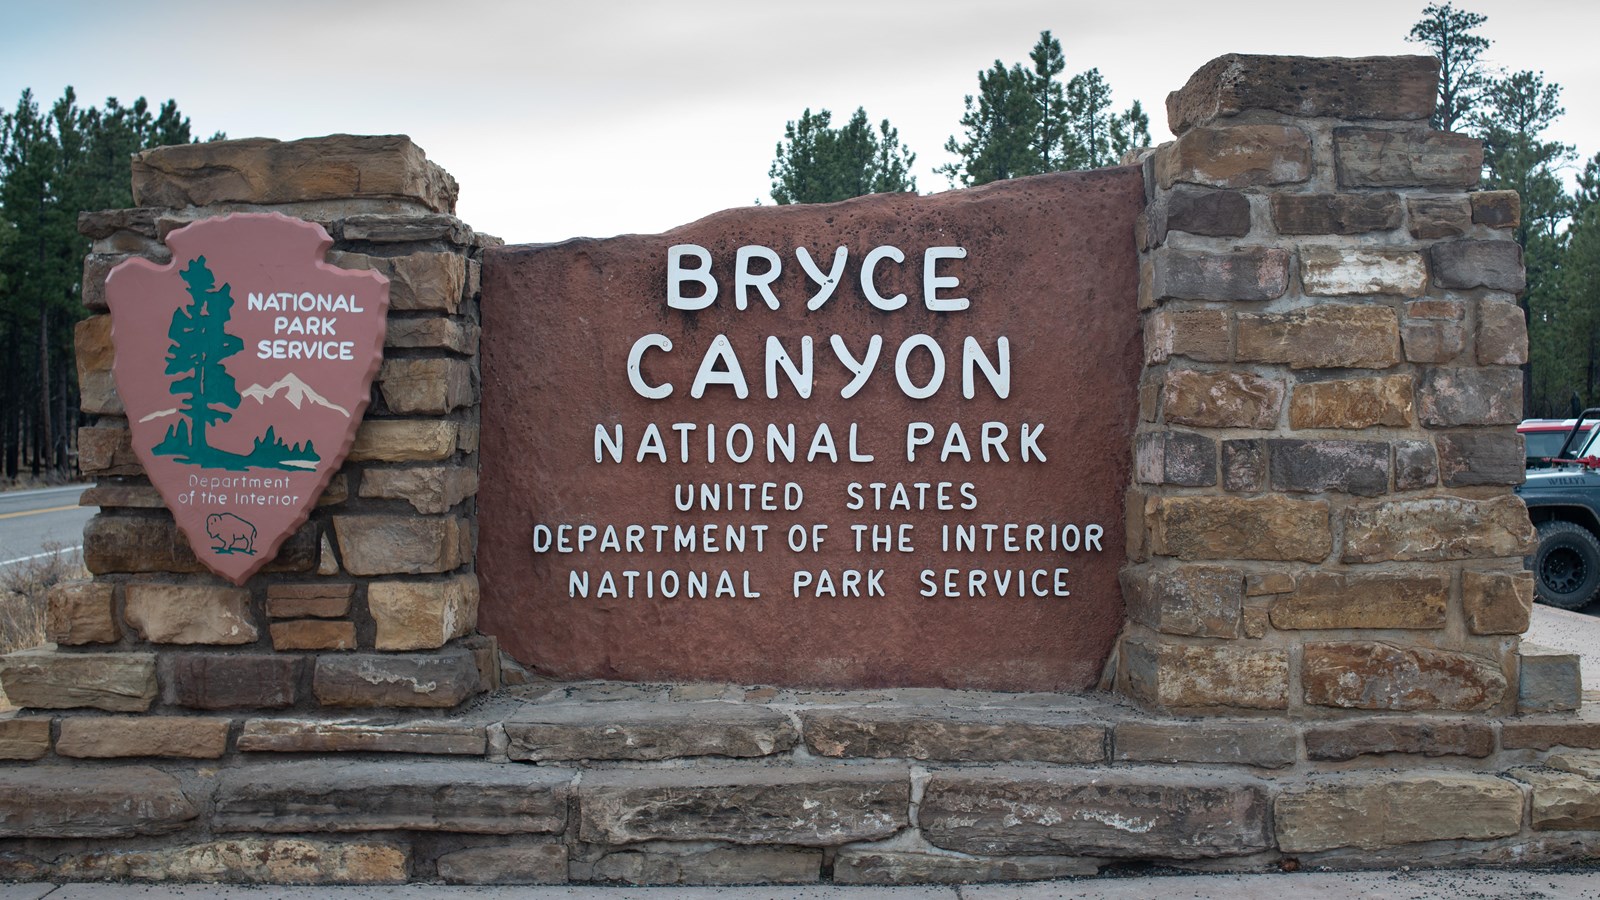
[158,256,242,463]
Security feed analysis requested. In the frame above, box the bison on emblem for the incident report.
[206,513,257,556]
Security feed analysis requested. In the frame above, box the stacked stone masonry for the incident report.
[6,134,500,720]
[1121,54,1539,715]
[0,57,1590,886]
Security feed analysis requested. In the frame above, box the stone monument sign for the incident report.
[479,170,1144,689]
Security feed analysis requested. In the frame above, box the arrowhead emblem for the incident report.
[105,213,389,584]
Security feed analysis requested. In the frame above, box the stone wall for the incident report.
[1118,55,1543,716]
[3,135,499,721]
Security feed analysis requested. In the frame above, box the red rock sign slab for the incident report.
[479,170,1144,691]
[106,213,389,585]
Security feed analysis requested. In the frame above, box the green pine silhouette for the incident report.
[153,256,320,472]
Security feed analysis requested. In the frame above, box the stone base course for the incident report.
[0,683,1598,884]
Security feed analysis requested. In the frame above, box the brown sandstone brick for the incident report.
[1162,370,1283,429]
[1135,431,1216,487]
[333,515,465,576]
[1301,248,1427,297]
[1155,125,1312,189]
[1149,247,1291,303]
[1164,187,1251,237]
[367,574,479,651]
[1276,773,1520,851]
[56,716,230,759]
[1401,319,1467,363]
[124,584,257,646]
[270,620,357,651]
[377,357,474,416]
[1477,300,1528,365]
[313,650,481,708]
[75,315,120,416]
[1342,495,1536,562]
[0,719,51,760]
[1266,439,1390,496]
[385,317,475,353]
[1149,495,1331,562]
[1273,193,1403,235]
[329,250,467,313]
[1407,196,1472,239]
[162,653,301,710]
[1471,190,1521,229]
[1436,431,1525,486]
[1417,366,1522,426]
[358,465,478,515]
[46,581,119,645]
[1144,308,1230,364]
[1463,569,1534,635]
[349,420,459,463]
[1221,439,1266,492]
[1334,128,1483,188]
[265,583,355,619]
[0,649,157,712]
[1393,440,1439,490]
[1167,55,1438,133]
[1269,573,1448,630]
[1122,565,1243,638]
[78,425,142,476]
[1304,719,1495,760]
[1121,638,1288,710]
[1237,306,1401,369]
[1431,239,1526,292]
[1303,642,1506,711]
[1290,375,1413,429]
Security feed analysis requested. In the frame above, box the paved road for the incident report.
[0,485,93,572]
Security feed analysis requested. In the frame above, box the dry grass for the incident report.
[0,543,86,712]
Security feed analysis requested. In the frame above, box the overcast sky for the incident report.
[5,0,1597,244]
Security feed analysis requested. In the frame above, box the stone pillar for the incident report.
[1,136,497,730]
[1118,55,1538,716]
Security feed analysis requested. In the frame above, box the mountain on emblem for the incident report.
[242,373,352,417]
[105,212,390,585]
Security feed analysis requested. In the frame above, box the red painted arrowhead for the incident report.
[105,213,389,585]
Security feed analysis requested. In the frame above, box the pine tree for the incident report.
[1406,2,1492,132]
[768,107,916,205]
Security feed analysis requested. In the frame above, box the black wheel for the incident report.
[1532,520,1600,610]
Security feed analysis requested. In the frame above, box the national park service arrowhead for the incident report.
[105,213,390,585]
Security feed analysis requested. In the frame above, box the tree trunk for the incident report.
[36,305,52,478]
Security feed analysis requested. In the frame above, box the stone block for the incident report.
[78,424,143,476]
[1422,367,1526,427]
[1520,643,1582,713]
[79,481,165,509]
[1503,713,1600,751]
[265,582,355,618]
[1267,438,1390,496]
[438,845,567,885]
[578,765,909,846]
[340,212,473,245]
[1166,54,1438,133]
[1122,564,1243,638]
[162,652,300,710]
[1436,431,1525,486]
[799,707,1106,764]
[922,766,1272,858]
[1236,305,1401,369]
[78,206,162,240]
[1303,642,1507,711]
[0,718,51,760]
[1407,196,1472,239]
[1431,239,1526,292]
[1144,308,1230,364]
[1304,719,1495,760]
[1463,569,1534,635]
[386,316,475,354]
[506,700,798,762]
[270,619,357,651]
[329,250,467,313]
[1344,495,1535,564]
[55,715,230,759]
[358,465,479,515]
[367,574,478,650]
[1112,721,1296,768]
[582,847,818,886]
[86,514,316,575]
[1135,431,1216,487]
[1272,192,1403,235]
[313,649,480,708]
[214,761,570,834]
[1276,773,1522,852]
[132,134,457,211]
[1268,572,1448,630]
[1334,127,1483,188]
[1477,299,1528,365]
[1149,247,1291,302]
[1165,187,1252,237]
[378,357,474,415]
[1401,318,1466,363]
[1393,439,1439,490]
[1290,374,1414,429]
[350,419,460,462]
[1472,190,1521,228]
[1246,572,1295,595]
[74,314,120,415]
[1162,370,1283,429]
[1155,124,1312,189]
[1121,638,1289,710]
[83,249,168,312]
[1511,765,1600,831]
[124,583,258,645]
[1149,495,1331,563]
[0,766,197,837]
[43,838,409,885]
[45,580,119,645]
[1221,439,1266,492]
[1302,248,1426,297]
[238,718,486,755]
[833,849,1093,884]
[333,514,465,576]
[0,648,156,711]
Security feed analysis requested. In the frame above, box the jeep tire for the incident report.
[1533,520,1600,610]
